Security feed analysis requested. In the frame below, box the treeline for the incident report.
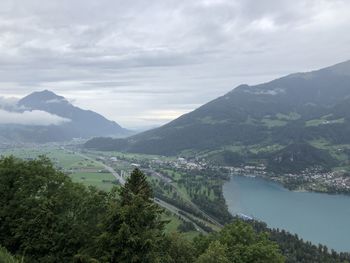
[0,156,284,263]
[159,167,233,224]
[208,141,337,174]
[250,220,350,263]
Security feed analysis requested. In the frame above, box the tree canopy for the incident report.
[0,156,287,263]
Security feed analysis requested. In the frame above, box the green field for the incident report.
[276,112,301,121]
[261,118,288,128]
[70,172,117,191]
[305,116,345,127]
[0,147,117,191]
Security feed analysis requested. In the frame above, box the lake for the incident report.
[223,175,350,252]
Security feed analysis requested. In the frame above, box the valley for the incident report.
[0,143,227,238]
[2,61,350,261]
[3,140,350,254]
[2,1,350,261]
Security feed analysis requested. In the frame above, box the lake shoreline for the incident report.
[223,175,350,252]
[230,172,350,197]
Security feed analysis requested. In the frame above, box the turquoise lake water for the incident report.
[223,175,350,252]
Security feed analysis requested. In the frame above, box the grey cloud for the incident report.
[0,109,71,126]
[0,0,349,127]
[0,96,19,111]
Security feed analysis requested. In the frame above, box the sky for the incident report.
[0,0,350,129]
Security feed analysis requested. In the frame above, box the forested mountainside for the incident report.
[86,60,350,172]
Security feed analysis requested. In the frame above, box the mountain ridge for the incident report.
[85,60,350,172]
[0,90,129,143]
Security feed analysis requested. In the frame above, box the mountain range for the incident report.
[85,60,350,172]
[0,90,129,143]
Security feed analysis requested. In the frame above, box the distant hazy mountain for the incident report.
[86,60,350,172]
[0,90,129,143]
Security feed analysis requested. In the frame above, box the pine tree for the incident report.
[101,169,165,263]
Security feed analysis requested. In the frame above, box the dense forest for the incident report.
[0,157,349,262]
[0,156,283,262]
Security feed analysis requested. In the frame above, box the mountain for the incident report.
[0,90,129,143]
[85,60,350,172]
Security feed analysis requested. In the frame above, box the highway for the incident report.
[75,150,217,233]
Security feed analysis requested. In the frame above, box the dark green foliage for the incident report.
[195,241,230,263]
[97,168,165,263]
[0,246,19,263]
[265,142,337,173]
[207,151,245,166]
[1,158,342,263]
[119,168,154,205]
[194,221,285,263]
[177,221,196,232]
[192,195,232,224]
[250,220,350,263]
[159,233,196,263]
[152,166,232,224]
[0,156,108,262]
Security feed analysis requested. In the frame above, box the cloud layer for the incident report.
[0,0,349,128]
[0,96,19,111]
[0,109,71,126]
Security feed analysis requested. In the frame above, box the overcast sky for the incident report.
[0,0,349,129]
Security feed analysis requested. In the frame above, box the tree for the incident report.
[159,233,196,263]
[0,156,108,262]
[193,221,285,263]
[218,221,285,263]
[195,241,230,263]
[99,168,165,263]
[120,168,153,205]
[0,246,19,263]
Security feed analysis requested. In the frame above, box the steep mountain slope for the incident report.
[0,90,129,143]
[86,60,350,171]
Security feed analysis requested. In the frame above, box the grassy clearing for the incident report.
[162,213,199,240]
[309,138,330,149]
[276,112,301,121]
[305,119,326,127]
[248,143,284,154]
[163,213,182,233]
[261,118,287,128]
[70,172,117,191]
[261,112,301,128]
[305,115,345,127]
[309,139,350,163]
[88,150,176,162]
[222,145,245,152]
[198,116,228,125]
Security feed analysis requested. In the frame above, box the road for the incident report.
[75,150,217,232]
[75,151,126,185]
[154,198,207,234]
[146,167,223,228]
[100,162,126,185]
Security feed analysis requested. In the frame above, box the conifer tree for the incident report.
[101,168,165,263]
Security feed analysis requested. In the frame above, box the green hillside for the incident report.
[86,60,350,172]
